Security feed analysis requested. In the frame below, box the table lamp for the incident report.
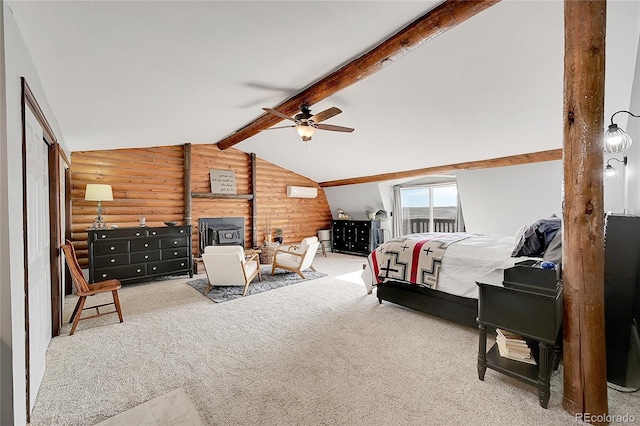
[85,184,113,229]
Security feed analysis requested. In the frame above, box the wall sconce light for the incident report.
[85,184,113,229]
[603,156,627,180]
[603,156,629,214]
[604,110,639,153]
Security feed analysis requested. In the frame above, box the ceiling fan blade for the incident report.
[310,107,342,123]
[262,108,296,122]
[315,123,355,133]
[260,125,295,131]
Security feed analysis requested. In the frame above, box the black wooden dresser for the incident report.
[88,225,193,284]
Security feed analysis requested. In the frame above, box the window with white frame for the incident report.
[395,183,463,236]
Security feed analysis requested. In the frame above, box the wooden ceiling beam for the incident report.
[216,0,501,150]
[318,149,562,187]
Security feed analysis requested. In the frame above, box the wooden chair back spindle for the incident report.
[60,239,124,334]
[61,241,90,293]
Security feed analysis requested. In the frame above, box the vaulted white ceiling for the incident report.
[8,0,640,183]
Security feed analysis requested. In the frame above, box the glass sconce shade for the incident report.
[603,164,620,180]
[604,110,638,153]
[604,124,633,153]
[603,156,627,180]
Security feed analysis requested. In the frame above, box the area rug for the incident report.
[187,266,327,303]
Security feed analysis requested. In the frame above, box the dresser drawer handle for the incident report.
[144,255,149,259]
[180,230,184,233]
[136,232,141,237]
[101,235,107,239]
[174,241,178,245]
[152,266,157,271]
[110,259,116,263]
[152,231,157,235]
[136,269,142,273]
[110,246,115,250]
[173,252,178,256]
[144,243,149,248]
[102,273,107,278]
[180,263,185,267]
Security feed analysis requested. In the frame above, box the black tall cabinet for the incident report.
[331,220,381,256]
[604,214,640,387]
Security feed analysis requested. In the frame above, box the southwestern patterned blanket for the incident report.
[367,233,471,289]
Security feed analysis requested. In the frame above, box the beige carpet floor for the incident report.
[30,253,639,425]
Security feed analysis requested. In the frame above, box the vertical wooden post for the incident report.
[48,143,62,337]
[251,153,257,248]
[64,167,72,296]
[562,0,608,421]
[184,143,192,226]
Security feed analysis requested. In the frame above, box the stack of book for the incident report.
[496,328,536,365]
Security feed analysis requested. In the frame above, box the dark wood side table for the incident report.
[476,270,563,409]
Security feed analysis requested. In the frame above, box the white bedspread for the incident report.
[362,233,526,299]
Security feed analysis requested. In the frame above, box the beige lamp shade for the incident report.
[85,184,113,201]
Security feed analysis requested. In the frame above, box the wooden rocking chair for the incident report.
[60,240,124,335]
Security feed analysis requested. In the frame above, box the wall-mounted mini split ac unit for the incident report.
[286,186,318,198]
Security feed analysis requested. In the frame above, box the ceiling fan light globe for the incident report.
[295,124,316,139]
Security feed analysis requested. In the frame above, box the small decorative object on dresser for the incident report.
[88,225,193,284]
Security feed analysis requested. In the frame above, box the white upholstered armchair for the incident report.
[201,245,261,296]
[271,236,320,279]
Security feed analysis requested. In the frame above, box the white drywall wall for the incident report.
[324,182,387,220]
[453,161,564,236]
[626,31,640,215]
[0,4,9,423]
[2,4,67,423]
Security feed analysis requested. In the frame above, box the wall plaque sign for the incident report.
[209,169,237,194]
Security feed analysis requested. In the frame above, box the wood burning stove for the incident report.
[198,217,244,255]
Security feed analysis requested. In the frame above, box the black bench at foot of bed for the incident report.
[376,281,479,329]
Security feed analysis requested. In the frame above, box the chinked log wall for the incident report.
[70,144,332,268]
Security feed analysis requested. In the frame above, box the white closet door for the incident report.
[25,107,51,411]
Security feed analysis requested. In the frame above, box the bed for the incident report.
[362,220,562,328]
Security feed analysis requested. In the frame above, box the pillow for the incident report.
[512,223,545,257]
[543,228,562,263]
[514,225,527,245]
[537,217,562,247]
[512,217,562,257]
